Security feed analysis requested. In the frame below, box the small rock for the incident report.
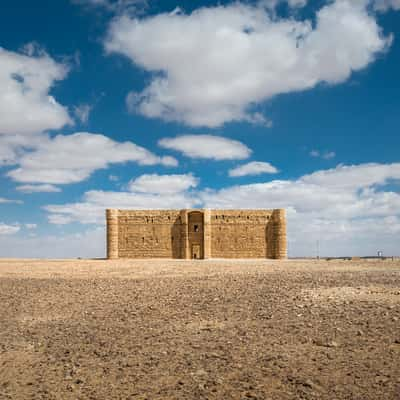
[314,339,339,348]
[66,384,74,392]
[244,391,258,399]
[303,379,314,388]
[194,369,207,377]
[327,341,339,348]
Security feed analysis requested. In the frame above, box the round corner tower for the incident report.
[272,209,287,259]
[106,209,119,259]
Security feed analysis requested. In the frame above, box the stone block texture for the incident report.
[106,209,287,260]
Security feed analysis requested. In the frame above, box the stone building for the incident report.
[106,209,287,260]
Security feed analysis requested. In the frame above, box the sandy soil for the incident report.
[0,258,399,400]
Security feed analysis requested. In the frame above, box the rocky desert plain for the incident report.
[0,258,399,400]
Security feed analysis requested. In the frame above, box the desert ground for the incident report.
[0,258,399,400]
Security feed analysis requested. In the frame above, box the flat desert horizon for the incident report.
[1,258,399,400]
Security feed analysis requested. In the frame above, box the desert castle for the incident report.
[106,209,287,260]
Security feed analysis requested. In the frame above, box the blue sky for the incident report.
[0,0,399,258]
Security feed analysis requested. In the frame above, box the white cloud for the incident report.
[300,162,400,190]
[0,45,177,186]
[72,0,147,14]
[16,184,62,193]
[201,162,400,255]
[0,223,20,235]
[41,162,400,256]
[0,44,72,171]
[0,226,105,258]
[25,223,37,229]
[324,152,336,160]
[373,0,400,11]
[0,197,23,204]
[229,161,278,177]
[260,0,307,10]
[7,132,178,185]
[310,150,336,160]
[0,133,44,167]
[127,173,199,194]
[158,135,251,160]
[287,0,307,6]
[105,0,389,127]
[0,44,71,136]
[73,103,92,124]
[45,188,200,224]
[48,214,74,225]
[200,164,400,219]
[0,137,22,166]
[109,175,119,182]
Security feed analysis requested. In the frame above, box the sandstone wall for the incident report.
[108,210,183,259]
[106,209,287,259]
[209,210,272,258]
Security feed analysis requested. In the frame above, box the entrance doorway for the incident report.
[188,211,204,259]
[192,244,201,259]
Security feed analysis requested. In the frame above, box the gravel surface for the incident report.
[0,258,399,400]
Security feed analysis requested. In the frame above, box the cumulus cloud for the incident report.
[105,0,390,127]
[0,45,178,187]
[73,103,92,124]
[0,136,24,166]
[0,223,20,235]
[310,150,336,160]
[0,197,23,204]
[300,162,400,190]
[25,223,37,229]
[0,44,178,187]
[109,175,119,182]
[45,188,200,224]
[72,0,147,14]
[127,173,199,194]
[158,135,251,160]
[7,132,178,185]
[201,162,400,255]
[200,164,400,219]
[42,163,400,256]
[260,0,307,10]
[16,184,62,193]
[0,44,72,171]
[229,161,278,177]
[0,130,46,168]
[0,44,71,136]
[373,0,400,11]
[0,226,105,258]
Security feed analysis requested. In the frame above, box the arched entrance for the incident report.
[188,211,204,259]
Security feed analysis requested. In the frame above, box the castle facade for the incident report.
[106,209,287,260]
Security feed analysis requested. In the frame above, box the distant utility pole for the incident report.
[317,240,320,260]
